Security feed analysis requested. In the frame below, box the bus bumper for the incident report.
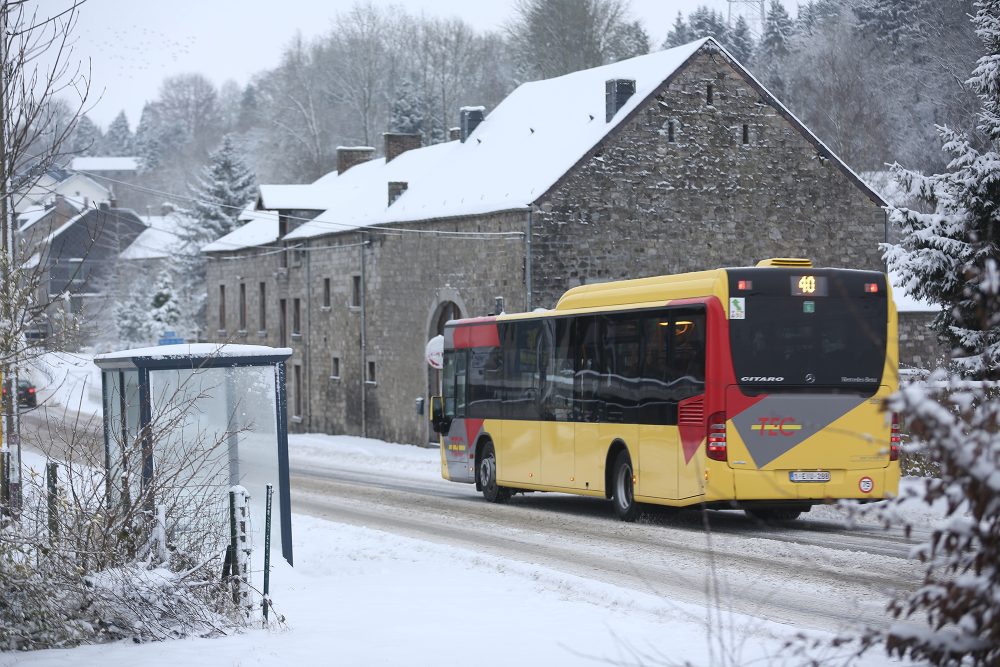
[732,462,900,502]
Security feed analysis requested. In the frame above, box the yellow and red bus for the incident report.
[430,259,900,521]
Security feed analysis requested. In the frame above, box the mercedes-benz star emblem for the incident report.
[805,373,816,384]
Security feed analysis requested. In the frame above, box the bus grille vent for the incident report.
[679,398,705,425]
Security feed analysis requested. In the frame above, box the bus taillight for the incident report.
[890,412,900,461]
[707,412,727,461]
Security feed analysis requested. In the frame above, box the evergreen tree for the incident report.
[760,0,795,59]
[883,1,1000,380]
[853,0,921,50]
[103,110,133,156]
[687,6,727,42]
[388,79,426,137]
[726,14,755,62]
[134,103,163,172]
[114,283,155,348]
[150,269,181,333]
[69,115,102,156]
[662,12,690,49]
[607,19,650,61]
[185,134,257,242]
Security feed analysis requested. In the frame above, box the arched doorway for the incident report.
[426,299,462,444]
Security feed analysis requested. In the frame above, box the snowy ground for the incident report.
[4,353,933,665]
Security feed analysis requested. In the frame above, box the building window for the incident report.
[218,285,226,330]
[331,356,340,379]
[742,124,750,144]
[351,275,362,308]
[323,278,331,308]
[239,283,247,331]
[707,84,713,105]
[293,364,302,417]
[280,243,288,269]
[279,298,287,347]
[293,298,301,335]
[259,282,267,330]
[668,121,675,142]
[367,360,376,384]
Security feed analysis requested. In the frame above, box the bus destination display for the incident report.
[790,275,828,296]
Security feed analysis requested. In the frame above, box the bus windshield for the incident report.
[728,271,887,392]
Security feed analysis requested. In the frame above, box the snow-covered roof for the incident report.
[120,212,191,261]
[277,40,711,240]
[17,206,55,232]
[271,38,881,242]
[202,209,280,253]
[257,184,337,211]
[95,343,292,363]
[71,156,141,172]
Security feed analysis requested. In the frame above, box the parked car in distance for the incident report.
[2,379,37,408]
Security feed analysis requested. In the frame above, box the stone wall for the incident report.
[209,212,528,445]
[898,312,948,372]
[531,48,887,308]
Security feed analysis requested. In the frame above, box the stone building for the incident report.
[204,38,939,446]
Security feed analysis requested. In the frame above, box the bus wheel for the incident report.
[480,442,511,504]
[745,507,802,523]
[612,450,639,521]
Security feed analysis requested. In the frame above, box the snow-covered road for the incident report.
[288,444,924,636]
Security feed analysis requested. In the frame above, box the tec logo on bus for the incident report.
[750,417,802,436]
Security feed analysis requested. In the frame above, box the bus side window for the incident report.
[543,318,574,420]
[638,314,674,424]
[468,346,503,419]
[667,313,706,400]
[444,350,468,419]
[502,321,542,420]
[573,317,603,422]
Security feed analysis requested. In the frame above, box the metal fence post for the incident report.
[46,462,58,540]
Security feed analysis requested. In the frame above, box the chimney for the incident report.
[383,132,422,163]
[337,146,376,174]
[388,181,408,206]
[98,201,110,211]
[161,202,176,216]
[448,127,461,142]
[605,79,636,122]
[459,106,485,142]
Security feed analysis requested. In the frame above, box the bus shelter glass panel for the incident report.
[102,369,142,509]
[147,365,279,562]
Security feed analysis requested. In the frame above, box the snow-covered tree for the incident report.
[687,6,727,41]
[883,3,1000,381]
[662,12,691,49]
[69,114,102,156]
[389,78,426,137]
[114,280,155,348]
[186,135,257,242]
[134,103,163,172]
[846,4,1000,665]
[103,110,133,156]
[506,0,647,80]
[150,269,181,333]
[726,15,755,63]
[760,0,795,60]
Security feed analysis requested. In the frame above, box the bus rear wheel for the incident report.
[612,450,639,521]
[745,507,803,523]
[479,442,511,503]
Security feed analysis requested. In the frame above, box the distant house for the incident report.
[23,202,146,342]
[69,156,143,211]
[203,38,915,444]
[14,168,110,215]
[119,203,192,274]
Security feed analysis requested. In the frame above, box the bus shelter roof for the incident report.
[93,343,292,371]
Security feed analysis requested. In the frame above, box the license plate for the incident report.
[789,471,830,483]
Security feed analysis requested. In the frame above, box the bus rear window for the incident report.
[728,272,887,392]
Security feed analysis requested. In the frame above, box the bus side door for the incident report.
[498,320,542,485]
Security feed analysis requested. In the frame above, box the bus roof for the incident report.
[554,268,726,311]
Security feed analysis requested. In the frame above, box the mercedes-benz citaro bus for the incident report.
[429,258,900,522]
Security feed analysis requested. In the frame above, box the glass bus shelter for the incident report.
[94,343,294,564]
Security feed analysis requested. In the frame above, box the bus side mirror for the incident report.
[429,395,450,434]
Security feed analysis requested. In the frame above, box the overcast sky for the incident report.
[59,0,790,128]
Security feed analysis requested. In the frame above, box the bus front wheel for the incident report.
[480,442,511,503]
[612,450,639,521]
